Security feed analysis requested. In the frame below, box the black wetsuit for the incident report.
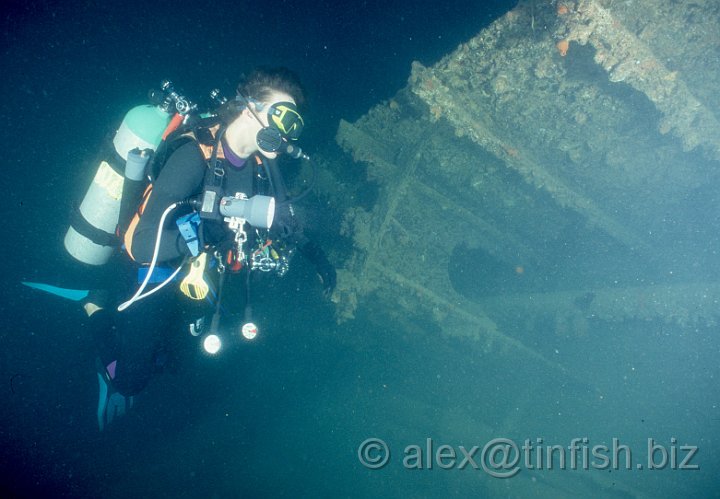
[94,135,335,397]
[129,139,247,263]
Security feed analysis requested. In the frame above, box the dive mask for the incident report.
[265,101,304,140]
[242,97,305,154]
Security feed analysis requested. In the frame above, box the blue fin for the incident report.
[97,372,109,430]
[22,281,89,302]
[96,371,133,431]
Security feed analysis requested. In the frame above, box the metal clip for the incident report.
[214,250,226,274]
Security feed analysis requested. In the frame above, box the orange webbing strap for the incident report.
[123,125,227,262]
[124,184,154,262]
[195,124,225,161]
[197,141,225,161]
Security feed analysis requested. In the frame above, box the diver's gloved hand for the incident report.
[300,240,336,297]
[274,202,301,238]
[316,259,337,297]
[200,220,229,249]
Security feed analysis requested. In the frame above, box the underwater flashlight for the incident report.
[219,194,275,229]
[203,334,222,355]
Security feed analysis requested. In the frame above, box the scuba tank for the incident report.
[64,81,193,265]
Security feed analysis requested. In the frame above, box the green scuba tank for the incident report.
[64,104,172,265]
[65,80,196,266]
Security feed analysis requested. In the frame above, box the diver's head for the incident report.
[224,67,305,160]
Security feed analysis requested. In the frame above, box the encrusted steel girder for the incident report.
[331,0,720,368]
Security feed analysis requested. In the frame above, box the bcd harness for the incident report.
[120,125,293,304]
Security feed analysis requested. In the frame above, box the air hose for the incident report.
[117,201,189,311]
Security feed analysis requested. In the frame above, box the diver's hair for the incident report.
[237,66,306,108]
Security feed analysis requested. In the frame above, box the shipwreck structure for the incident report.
[312,1,719,495]
[329,0,720,345]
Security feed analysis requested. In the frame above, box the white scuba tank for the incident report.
[64,104,172,265]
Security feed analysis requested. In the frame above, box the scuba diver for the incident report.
[50,67,336,430]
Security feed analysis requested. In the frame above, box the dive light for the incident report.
[203,310,222,355]
[196,190,275,229]
[203,334,222,355]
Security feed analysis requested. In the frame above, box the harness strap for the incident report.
[123,184,153,261]
[69,207,121,248]
[197,140,225,161]
[122,126,244,263]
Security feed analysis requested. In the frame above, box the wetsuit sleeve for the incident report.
[129,141,206,263]
[273,204,336,294]
[298,236,336,295]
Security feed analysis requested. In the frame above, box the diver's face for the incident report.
[226,90,295,160]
